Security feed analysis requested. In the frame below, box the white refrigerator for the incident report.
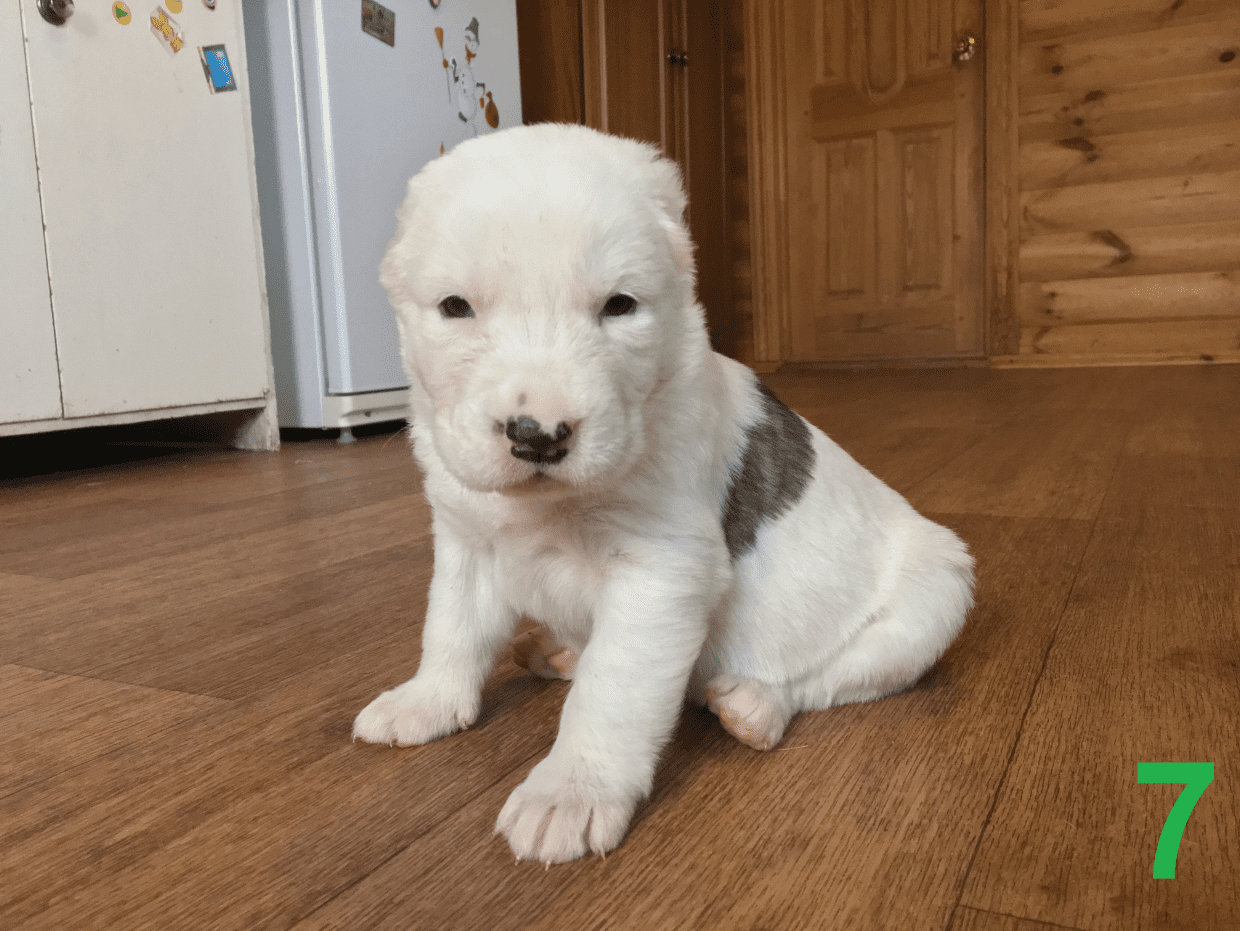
[243,0,522,435]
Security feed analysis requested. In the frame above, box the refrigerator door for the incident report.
[297,0,523,396]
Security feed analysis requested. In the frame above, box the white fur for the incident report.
[353,124,974,864]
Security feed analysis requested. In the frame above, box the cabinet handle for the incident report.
[38,0,75,25]
[667,50,689,67]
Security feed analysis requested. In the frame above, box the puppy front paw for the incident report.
[495,758,638,864]
[352,678,478,747]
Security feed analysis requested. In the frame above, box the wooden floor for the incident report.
[2,365,1236,931]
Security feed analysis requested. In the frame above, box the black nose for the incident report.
[505,417,572,464]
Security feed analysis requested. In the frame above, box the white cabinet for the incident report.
[0,0,62,425]
[1,0,277,447]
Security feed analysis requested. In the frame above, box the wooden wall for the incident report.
[725,0,755,364]
[1009,0,1240,365]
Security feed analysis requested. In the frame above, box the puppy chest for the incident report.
[493,534,606,630]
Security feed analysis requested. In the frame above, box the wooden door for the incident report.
[581,0,733,354]
[748,0,984,363]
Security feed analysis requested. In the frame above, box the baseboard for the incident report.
[990,352,1240,369]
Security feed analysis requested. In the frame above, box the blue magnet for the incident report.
[198,44,237,93]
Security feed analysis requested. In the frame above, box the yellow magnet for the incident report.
[113,2,131,24]
[166,0,183,11]
[150,5,186,54]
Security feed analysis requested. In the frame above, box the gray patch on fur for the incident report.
[721,382,816,559]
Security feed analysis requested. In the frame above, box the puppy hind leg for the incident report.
[512,624,578,680]
[705,675,793,751]
[798,620,929,709]
[797,548,973,710]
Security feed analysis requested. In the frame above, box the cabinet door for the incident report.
[583,0,675,152]
[580,0,733,353]
[0,0,62,425]
[21,0,269,419]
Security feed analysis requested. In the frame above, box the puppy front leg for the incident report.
[496,553,719,863]
[354,530,514,746]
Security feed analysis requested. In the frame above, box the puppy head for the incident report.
[381,124,701,496]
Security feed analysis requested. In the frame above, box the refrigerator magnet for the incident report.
[113,2,132,24]
[199,44,237,93]
[361,0,396,47]
[150,6,185,54]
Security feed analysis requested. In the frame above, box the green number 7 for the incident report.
[1138,762,1214,878]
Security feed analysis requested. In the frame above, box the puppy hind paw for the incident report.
[511,626,577,680]
[705,675,787,752]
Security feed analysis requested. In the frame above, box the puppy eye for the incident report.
[600,294,638,318]
[438,296,474,319]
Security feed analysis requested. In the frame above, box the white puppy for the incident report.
[354,124,974,864]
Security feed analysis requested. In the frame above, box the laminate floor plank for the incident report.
[0,665,227,800]
[0,456,416,581]
[1112,365,1240,422]
[288,514,1093,931]
[764,366,1065,419]
[768,370,1040,495]
[786,378,1026,433]
[1,430,413,514]
[1016,366,1160,415]
[1119,367,1240,461]
[56,542,428,699]
[13,668,561,931]
[948,905,1091,931]
[0,623,559,931]
[0,571,38,594]
[1099,453,1240,517]
[803,414,992,494]
[1,491,430,665]
[957,497,1240,930]
[1124,414,1240,460]
[905,409,1133,520]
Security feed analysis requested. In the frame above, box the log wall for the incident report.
[726,0,755,364]
[1012,0,1240,365]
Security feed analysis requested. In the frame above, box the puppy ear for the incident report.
[379,235,408,308]
[647,155,695,278]
[379,176,424,308]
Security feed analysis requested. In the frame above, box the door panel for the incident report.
[585,0,671,149]
[768,0,984,362]
[583,0,733,352]
[0,0,61,424]
[21,0,269,418]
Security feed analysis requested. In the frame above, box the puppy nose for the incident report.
[505,416,572,464]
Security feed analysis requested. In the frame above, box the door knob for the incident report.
[38,0,74,25]
[953,34,977,63]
